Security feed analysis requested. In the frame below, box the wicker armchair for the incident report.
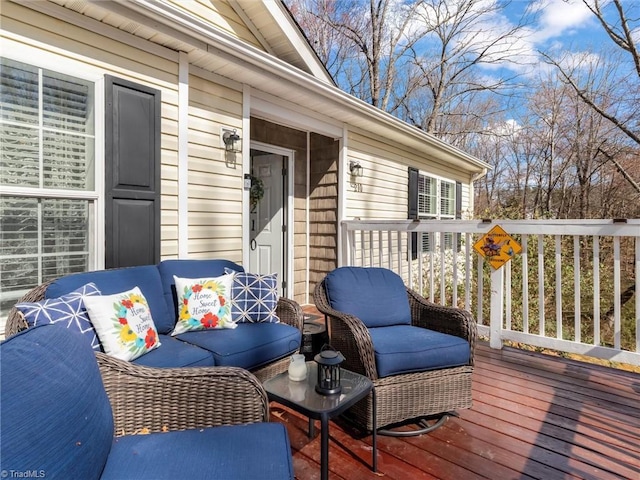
[314,267,477,436]
[5,279,303,383]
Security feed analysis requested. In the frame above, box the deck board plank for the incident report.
[276,308,640,479]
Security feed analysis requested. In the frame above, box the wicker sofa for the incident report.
[5,259,303,382]
[1,322,294,479]
[314,266,477,435]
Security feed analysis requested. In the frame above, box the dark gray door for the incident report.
[105,76,160,268]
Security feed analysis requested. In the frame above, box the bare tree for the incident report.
[541,0,640,194]
[401,0,529,136]
[287,0,530,129]
[287,0,440,110]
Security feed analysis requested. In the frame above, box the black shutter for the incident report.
[408,167,419,260]
[105,76,161,268]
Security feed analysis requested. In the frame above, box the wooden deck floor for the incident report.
[272,310,640,480]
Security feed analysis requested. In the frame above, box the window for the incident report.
[0,58,96,320]
[418,175,437,217]
[417,174,456,252]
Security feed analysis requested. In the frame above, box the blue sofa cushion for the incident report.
[177,323,301,370]
[158,259,244,323]
[324,267,411,327]
[368,325,471,378]
[46,265,174,335]
[102,423,294,480]
[1,324,113,479]
[132,334,215,367]
[15,282,102,350]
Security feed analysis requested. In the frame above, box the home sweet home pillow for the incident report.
[84,287,161,361]
[171,274,236,335]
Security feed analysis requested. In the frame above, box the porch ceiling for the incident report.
[25,0,490,175]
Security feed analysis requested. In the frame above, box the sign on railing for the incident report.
[472,225,522,269]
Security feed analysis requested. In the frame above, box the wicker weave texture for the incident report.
[5,276,305,435]
[313,276,477,432]
[97,354,269,435]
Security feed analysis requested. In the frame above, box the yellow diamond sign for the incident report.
[473,225,522,269]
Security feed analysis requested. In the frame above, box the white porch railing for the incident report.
[340,219,640,367]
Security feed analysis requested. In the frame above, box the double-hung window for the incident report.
[417,173,456,252]
[0,58,97,322]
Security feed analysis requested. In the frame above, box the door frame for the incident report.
[246,141,295,298]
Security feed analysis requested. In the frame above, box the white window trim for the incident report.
[0,45,105,273]
[417,172,456,220]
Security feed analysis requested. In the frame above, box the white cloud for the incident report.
[527,0,594,44]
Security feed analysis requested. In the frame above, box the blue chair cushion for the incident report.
[324,267,411,327]
[158,259,244,323]
[177,323,301,370]
[46,265,174,335]
[132,334,215,368]
[1,324,113,479]
[368,325,471,378]
[101,423,294,480]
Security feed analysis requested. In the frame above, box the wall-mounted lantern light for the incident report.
[349,160,363,177]
[222,129,241,153]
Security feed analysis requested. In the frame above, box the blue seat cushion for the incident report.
[177,323,301,370]
[1,324,113,479]
[101,423,294,480]
[46,265,174,335]
[324,267,411,327]
[158,259,244,322]
[368,325,470,378]
[132,334,215,368]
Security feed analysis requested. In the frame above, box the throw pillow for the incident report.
[15,283,102,350]
[230,272,280,323]
[171,274,236,335]
[84,287,161,361]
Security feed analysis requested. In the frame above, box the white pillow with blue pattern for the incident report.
[230,272,280,323]
[15,283,102,350]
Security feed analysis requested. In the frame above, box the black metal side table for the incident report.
[263,362,377,480]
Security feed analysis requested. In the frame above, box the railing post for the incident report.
[490,266,503,349]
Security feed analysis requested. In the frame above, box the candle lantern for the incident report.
[314,344,345,395]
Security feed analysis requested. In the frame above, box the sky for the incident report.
[489,0,612,74]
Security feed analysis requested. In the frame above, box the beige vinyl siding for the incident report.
[2,2,249,263]
[188,72,244,263]
[1,1,181,261]
[166,0,264,49]
[345,130,473,221]
[345,130,474,276]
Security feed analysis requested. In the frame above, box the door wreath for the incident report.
[250,175,264,212]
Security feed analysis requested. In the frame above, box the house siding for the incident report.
[166,0,264,49]
[1,2,248,264]
[344,130,475,273]
[187,71,244,263]
[345,130,474,221]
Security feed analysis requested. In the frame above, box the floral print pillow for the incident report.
[171,274,236,335]
[84,287,161,361]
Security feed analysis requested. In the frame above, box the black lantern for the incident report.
[314,345,345,395]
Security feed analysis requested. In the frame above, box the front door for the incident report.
[249,154,286,294]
